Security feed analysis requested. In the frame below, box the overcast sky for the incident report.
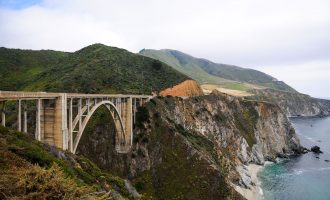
[0,0,329,98]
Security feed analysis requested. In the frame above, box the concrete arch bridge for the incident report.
[0,91,151,153]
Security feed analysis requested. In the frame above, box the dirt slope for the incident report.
[159,80,203,97]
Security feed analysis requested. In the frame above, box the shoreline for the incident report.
[234,164,264,200]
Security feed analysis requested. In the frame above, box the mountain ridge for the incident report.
[139,48,330,116]
[0,44,190,94]
[139,48,296,93]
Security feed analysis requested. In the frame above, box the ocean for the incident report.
[258,116,330,200]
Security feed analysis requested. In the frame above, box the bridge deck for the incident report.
[0,91,152,100]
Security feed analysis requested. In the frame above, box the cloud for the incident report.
[0,5,131,51]
[0,0,329,97]
[259,60,330,98]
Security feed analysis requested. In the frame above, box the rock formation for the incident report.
[78,90,302,199]
[311,146,323,154]
[251,88,330,117]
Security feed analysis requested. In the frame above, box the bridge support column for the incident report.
[53,94,68,150]
[17,100,21,132]
[37,95,68,150]
[35,99,43,141]
[125,97,133,147]
[1,111,5,127]
[69,98,73,153]
[23,109,27,133]
[133,98,137,123]
[1,102,5,127]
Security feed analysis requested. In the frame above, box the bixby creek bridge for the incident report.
[0,91,151,154]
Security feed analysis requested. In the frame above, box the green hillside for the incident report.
[0,125,132,199]
[0,47,68,91]
[139,48,229,84]
[0,44,189,94]
[139,49,296,93]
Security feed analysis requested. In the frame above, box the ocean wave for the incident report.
[293,170,303,175]
[292,167,330,175]
[297,133,317,143]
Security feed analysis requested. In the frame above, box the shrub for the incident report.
[151,60,162,70]
[0,163,104,199]
[135,106,149,128]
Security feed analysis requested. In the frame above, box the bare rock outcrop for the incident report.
[159,80,204,97]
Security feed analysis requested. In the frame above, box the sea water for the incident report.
[259,117,330,200]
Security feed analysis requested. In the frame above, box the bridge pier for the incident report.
[35,98,42,141]
[17,100,21,132]
[1,111,5,127]
[23,108,27,133]
[1,101,5,127]
[35,95,68,150]
[125,97,133,146]
[69,98,73,153]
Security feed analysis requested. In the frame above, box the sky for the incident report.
[0,0,329,98]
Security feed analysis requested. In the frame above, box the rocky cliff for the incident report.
[77,91,302,199]
[250,89,330,117]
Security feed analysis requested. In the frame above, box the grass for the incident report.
[139,49,228,85]
[0,125,131,199]
[219,82,254,91]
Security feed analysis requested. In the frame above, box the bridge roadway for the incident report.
[0,91,152,154]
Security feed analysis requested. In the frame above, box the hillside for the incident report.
[0,44,190,94]
[139,49,330,117]
[139,49,296,93]
[0,125,138,199]
[247,89,330,117]
[0,47,68,91]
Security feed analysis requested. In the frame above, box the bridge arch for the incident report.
[72,100,127,154]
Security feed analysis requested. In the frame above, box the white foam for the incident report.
[292,167,330,175]
[318,167,330,171]
[264,161,274,166]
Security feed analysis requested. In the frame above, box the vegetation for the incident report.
[0,47,68,91]
[0,164,99,200]
[139,48,229,85]
[139,49,296,93]
[238,107,258,147]
[0,44,189,94]
[132,116,232,200]
[0,125,131,199]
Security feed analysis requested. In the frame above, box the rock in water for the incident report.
[311,146,323,154]
[302,147,310,154]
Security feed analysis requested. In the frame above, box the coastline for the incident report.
[234,164,264,200]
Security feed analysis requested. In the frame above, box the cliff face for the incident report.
[78,91,301,199]
[250,89,330,117]
[159,80,204,97]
